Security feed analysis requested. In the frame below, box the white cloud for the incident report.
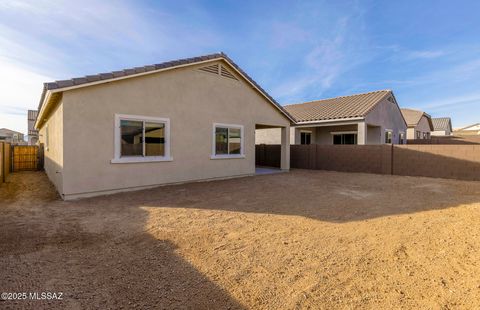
[0,57,52,134]
[273,15,369,102]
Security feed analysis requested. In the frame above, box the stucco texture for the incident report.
[43,60,290,199]
[407,116,432,139]
[38,101,64,193]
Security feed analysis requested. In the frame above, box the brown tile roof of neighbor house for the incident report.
[432,117,452,131]
[400,108,432,128]
[36,52,295,125]
[284,90,393,123]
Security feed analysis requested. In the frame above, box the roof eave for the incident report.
[294,116,365,126]
[36,54,295,125]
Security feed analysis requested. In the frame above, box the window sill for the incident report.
[210,155,245,160]
[111,156,173,164]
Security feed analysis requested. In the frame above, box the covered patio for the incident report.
[292,120,384,145]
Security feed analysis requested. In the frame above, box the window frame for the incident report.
[211,123,245,159]
[330,131,358,145]
[111,114,172,164]
[399,132,405,144]
[385,129,393,144]
[300,131,312,145]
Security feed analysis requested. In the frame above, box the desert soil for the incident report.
[1,170,480,309]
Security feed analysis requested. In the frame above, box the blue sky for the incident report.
[1,0,480,134]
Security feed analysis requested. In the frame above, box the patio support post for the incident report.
[280,126,290,170]
[357,121,367,145]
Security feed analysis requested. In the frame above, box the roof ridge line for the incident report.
[48,52,226,86]
[284,89,392,107]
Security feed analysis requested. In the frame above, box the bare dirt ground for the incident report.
[1,170,480,309]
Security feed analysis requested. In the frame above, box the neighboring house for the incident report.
[400,109,433,140]
[256,90,408,145]
[454,123,480,136]
[431,117,453,136]
[35,53,293,200]
[0,128,25,144]
[27,110,39,145]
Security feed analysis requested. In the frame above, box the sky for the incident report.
[1,0,480,134]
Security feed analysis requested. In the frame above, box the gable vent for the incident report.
[387,96,395,103]
[220,65,238,80]
[199,63,219,74]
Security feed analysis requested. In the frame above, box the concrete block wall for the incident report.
[256,144,480,181]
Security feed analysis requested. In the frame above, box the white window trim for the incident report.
[111,114,172,164]
[211,123,245,159]
[331,132,358,144]
[300,131,312,145]
[399,131,405,144]
[385,129,393,144]
[329,131,357,135]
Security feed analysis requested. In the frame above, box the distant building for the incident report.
[431,117,453,136]
[454,123,480,136]
[400,108,433,140]
[28,110,39,145]
[256,90,408,145]
[0,128,25,144]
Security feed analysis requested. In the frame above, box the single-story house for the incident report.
[400,108,433,140]
[431,117,453,136]
[0,128,25,144]
[256,90,408,145]
[454,123,480,136]
[35,53,294,200]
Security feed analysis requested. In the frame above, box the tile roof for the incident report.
[400,108,431,127]
[432,117,452,131]
[37,52,294,122]
[284,90,392,122]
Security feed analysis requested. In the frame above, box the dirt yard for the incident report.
[1,170,480,309]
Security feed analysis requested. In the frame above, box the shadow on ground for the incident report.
[0,172,245,309]
[96,168,480,223]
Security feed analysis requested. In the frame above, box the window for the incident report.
[423,132,428,139]
[300,132,311,145]
[332,133,357,145]
[385,130,392,144]
[399,132,405,144]
[112,114,171,163]
[212,123,244,159]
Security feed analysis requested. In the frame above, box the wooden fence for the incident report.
[12,145,42,172]
[256,144,480,181]
[0,142,11,182]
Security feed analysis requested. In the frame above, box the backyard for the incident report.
[1,170,480,309]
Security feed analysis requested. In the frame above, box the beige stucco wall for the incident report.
[255,127,296,145]
[407,116,432,139]
[38,101,64,193]
[365,98,407,144]
[57,60,289,199]
[431,130,449,136]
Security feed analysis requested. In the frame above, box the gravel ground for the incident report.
[1,170,480,309]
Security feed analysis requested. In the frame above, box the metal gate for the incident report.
[12,145,41,172]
